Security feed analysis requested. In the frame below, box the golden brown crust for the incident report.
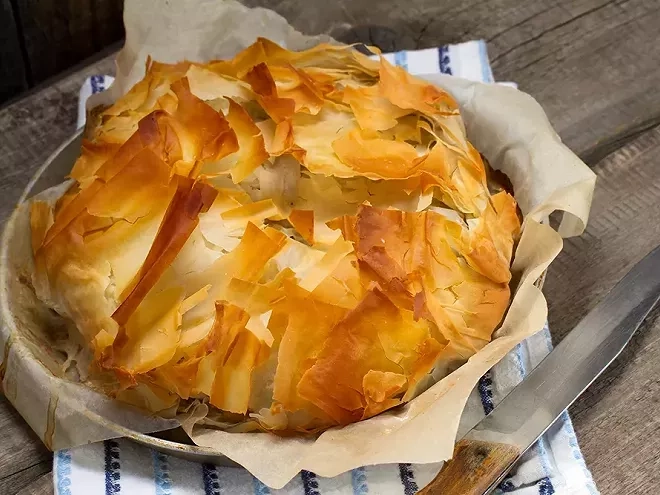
[30,38,521,432]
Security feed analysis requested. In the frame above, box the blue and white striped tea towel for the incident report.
[59,40,598,495]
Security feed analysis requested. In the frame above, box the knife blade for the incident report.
[419,244,660,495]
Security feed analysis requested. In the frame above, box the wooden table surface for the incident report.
[2,1,660,493]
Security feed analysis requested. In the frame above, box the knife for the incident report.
[418,244,660,495]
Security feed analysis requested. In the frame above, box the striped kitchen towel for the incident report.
[60,40,598,495]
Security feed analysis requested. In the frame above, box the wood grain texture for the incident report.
[0,55,114,222]
[546,123,660,495]
[418,440,521,495]
[0,0,28,102]
[0,462,51,495]
[245,0,660,163]
[0,396,51,495]
[12,0,123,85]
[90,0,125,51]
[15,473,53,495]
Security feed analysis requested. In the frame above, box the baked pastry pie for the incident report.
[30,39,520,433]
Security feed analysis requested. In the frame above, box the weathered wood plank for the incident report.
[0,0,29,103]
[12,0,123,85]
[91,0,125,50]
[15,473,53,495]
[14,0,92,84]
[245,0,660,163]
[546,123,660,494]
[0,55,115,222]
[0,462,51,495]
[0,395,51,495]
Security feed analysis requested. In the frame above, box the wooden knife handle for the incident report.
[417,439,522,495]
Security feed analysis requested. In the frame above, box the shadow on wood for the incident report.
[0,0,124,105]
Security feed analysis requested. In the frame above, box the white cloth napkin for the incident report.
[61,40,599,495]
